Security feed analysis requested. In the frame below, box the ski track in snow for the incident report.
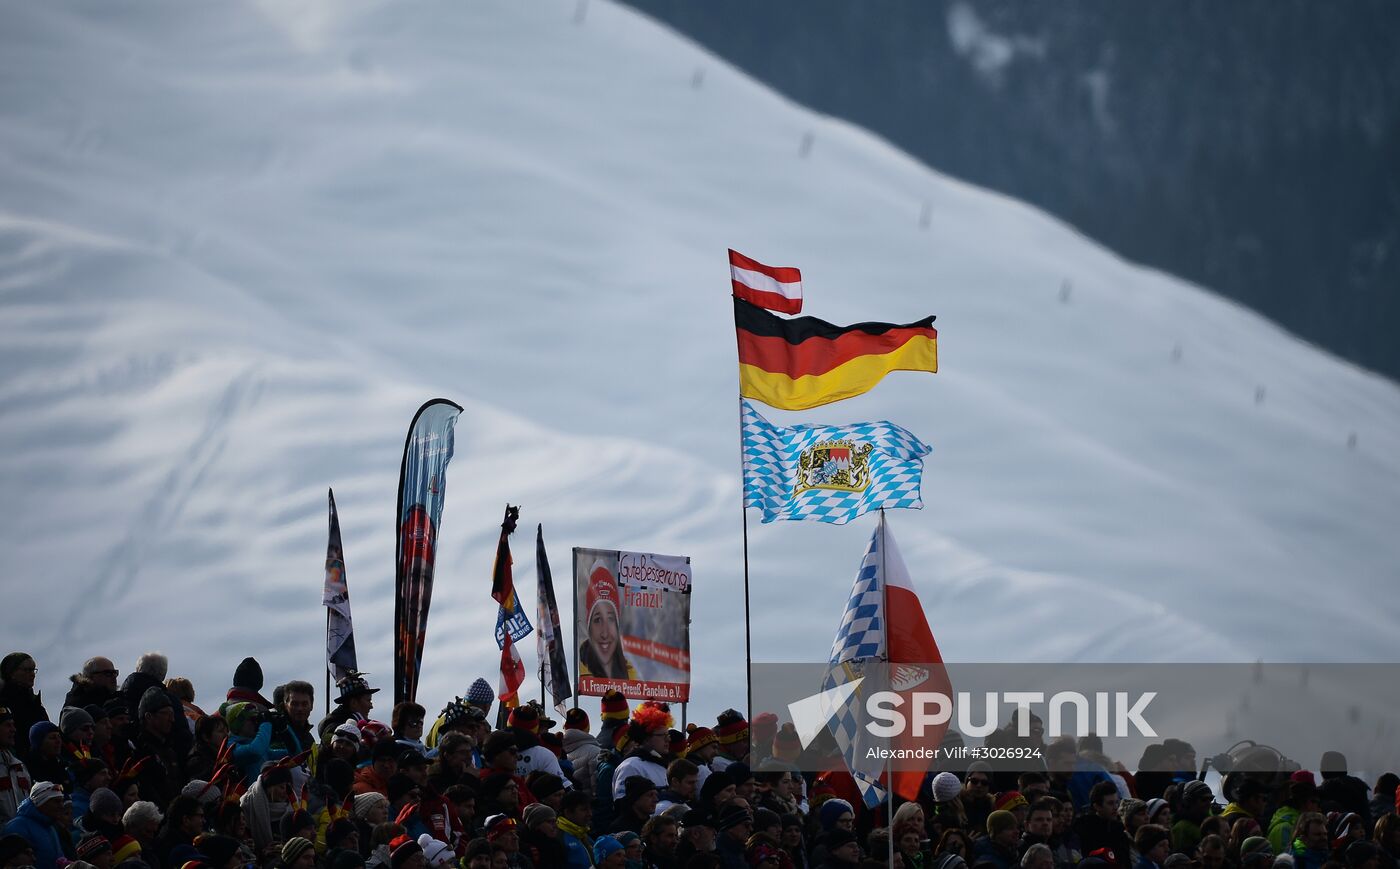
[1,0,1398,724]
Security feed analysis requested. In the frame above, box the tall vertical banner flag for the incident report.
[324,489,358,683]
[394,399,463,705]
[734,297,937,411]
[574,548,691,701]
[825,513,950,806]
[729,249,803,315]
[491,506,529,709]
[742,399,930,524]
[535,525,572,713]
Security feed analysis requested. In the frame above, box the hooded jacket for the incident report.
[562,729,602,795]
[1,797,63,869]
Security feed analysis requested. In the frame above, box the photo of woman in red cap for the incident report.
[578,561,638,681]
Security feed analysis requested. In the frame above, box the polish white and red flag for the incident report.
[729,248,803,315]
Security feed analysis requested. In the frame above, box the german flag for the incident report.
[735,297,937,411]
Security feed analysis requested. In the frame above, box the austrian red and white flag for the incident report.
[729,248,803,315]
[499,634,525,707]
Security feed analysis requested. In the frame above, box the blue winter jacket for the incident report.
[229,722,300,785]
[559,828,592,869]
[2,798,63,869]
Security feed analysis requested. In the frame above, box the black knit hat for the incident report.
[233,658,264,691]
[623,775,658,801]
[482,730,517,759]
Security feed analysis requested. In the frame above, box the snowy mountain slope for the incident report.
[1,0,1398,723]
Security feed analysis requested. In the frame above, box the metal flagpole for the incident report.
[880,509,895,865]
[324,609,331,716]
[571,549,580,710]
[739,395,754,723]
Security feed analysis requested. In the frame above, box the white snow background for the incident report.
[2,0,1398,731]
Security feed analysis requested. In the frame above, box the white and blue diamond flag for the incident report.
[824,523,889,808]
[741,399,931,524]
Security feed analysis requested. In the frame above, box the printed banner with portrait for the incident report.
[573,547,691,701]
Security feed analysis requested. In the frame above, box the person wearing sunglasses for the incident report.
[64,660,120,711]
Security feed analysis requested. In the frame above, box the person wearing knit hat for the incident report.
[86,787,124,832]
[524,771,565,809]
[578,563,638,681]
[111,835,142,865]
[508,710,572,791]
[594,690,629,753]
[563,708,590,733]
[684,725,718,761]
[10,782,70,869]
[974,810,1022,869]
[60,706,96,744]
[26,722,65,786]
[1135,824,1172,869]
[1145,798,1171,827]
[465,679,494,713]
[521,802,556,831]
[76,833,111,863]
[715,805,753,865]
[988,808,1020,838]
[593,834,625,868]
[1239,836,1274,868]
[997,790,1031,825]
[227,658,273,708]
[613,776,660,835]
[666,729,687,758]
[387,835,425,869]
[698,770,736,814]
[819,798,854,833]
[518,803,566,867]
[1119,797,1148,835]
[726,762,753,799]
[352,792,389,823]
[932,771,963,803]
[414,834,453,869]
[770,723,802,765]
[823,828,860,864]
[483,814,521,865]
[713,709,749,769]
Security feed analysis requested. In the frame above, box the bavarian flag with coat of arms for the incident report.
[741,399,931,524]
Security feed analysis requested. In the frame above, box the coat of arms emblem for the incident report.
[795,439,874,496]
